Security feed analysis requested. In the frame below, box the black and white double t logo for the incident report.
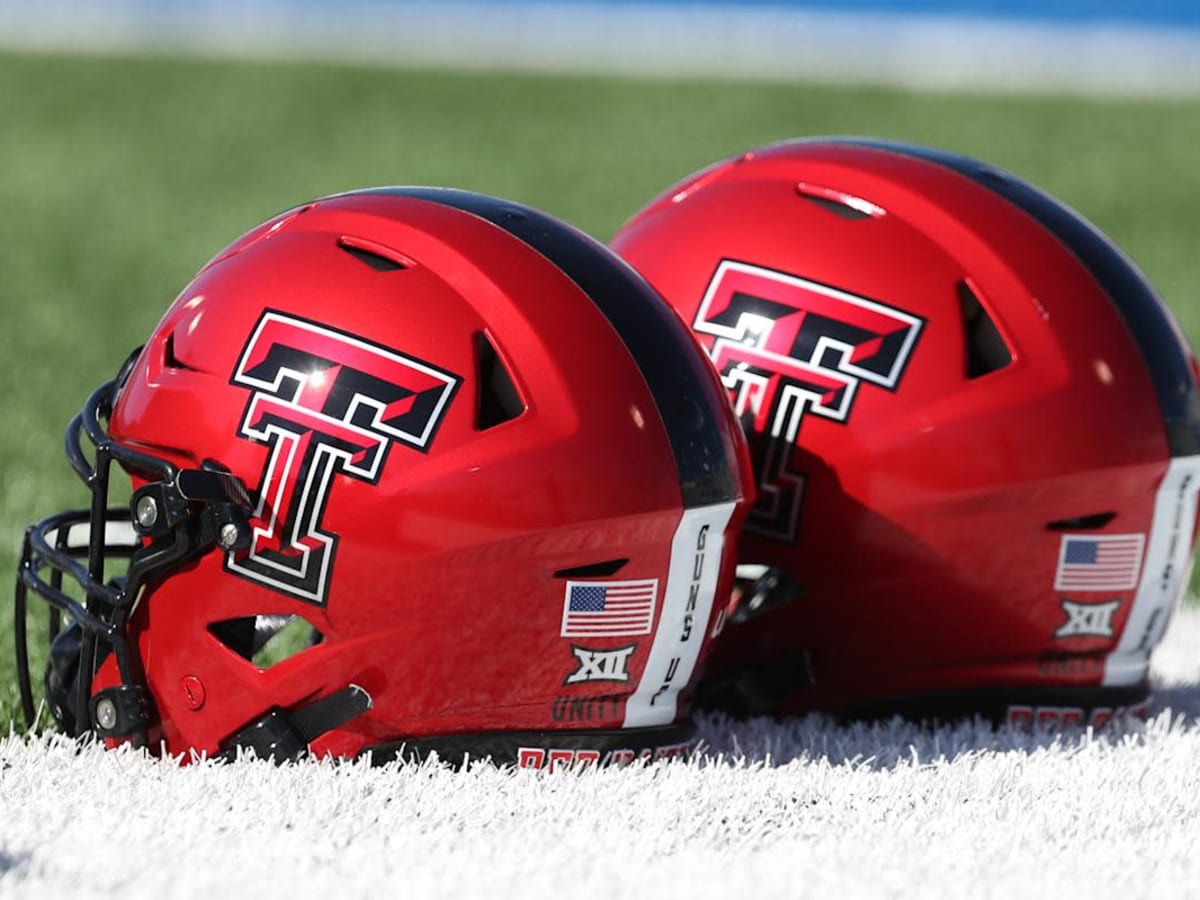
[695,261,923,542]
[227,311,460,604]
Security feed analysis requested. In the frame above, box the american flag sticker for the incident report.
[1054,534,1146,592]
[560,580,658,637]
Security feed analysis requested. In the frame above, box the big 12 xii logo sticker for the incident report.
[696,261,923,542]
[226,311,461,604]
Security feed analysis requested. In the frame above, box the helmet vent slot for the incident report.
[1047,512,1117,531]
[163,333,198,372]
[475,332,525,430]
[795,183,882,219]
[209,615,323,670]
[554,559,629,578]
[958,281,1013,378]
[337,236,409,271]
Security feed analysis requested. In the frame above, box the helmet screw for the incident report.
[179,675,206,711]
[218,523,240,549]
[94,697,118,731]
[135,496,158,529]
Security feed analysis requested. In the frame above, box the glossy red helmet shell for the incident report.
[19,188,750,764]
[612,139,1200,725]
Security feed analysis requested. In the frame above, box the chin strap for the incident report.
[695,564,809,717]
[729,564,801,623]
[218,685,374,763]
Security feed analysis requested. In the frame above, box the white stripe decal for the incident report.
[1104,454,1200,686]
[624,501,738,729]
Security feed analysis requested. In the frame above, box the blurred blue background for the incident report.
[2,0,1197,94]
[311,0,1198,27]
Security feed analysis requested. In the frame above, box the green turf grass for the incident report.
[1,50,1198,727]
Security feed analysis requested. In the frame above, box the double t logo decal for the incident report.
[695,261,923,542]
[227,311,461,604]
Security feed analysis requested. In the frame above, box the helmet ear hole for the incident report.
[209,615,323,670]
[1046,511,1118,531]
[554,558,629,578]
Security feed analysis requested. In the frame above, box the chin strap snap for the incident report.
[91,685,152,739]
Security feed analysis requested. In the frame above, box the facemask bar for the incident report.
[14,377,254,748]
[14,508,139,736]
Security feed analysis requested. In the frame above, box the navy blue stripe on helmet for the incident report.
[359,187,741,507]
[830,138,1200,457]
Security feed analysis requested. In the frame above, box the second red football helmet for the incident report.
[612,138,1200,726]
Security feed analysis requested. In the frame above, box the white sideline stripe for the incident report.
[1,1,1199,96]
[624,501,737,729]
[1104,455,1200,686]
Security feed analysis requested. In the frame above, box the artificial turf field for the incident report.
[1,49,1198,726]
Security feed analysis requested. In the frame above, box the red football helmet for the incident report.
[612,138,1200,726]
[15,188,751,766]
